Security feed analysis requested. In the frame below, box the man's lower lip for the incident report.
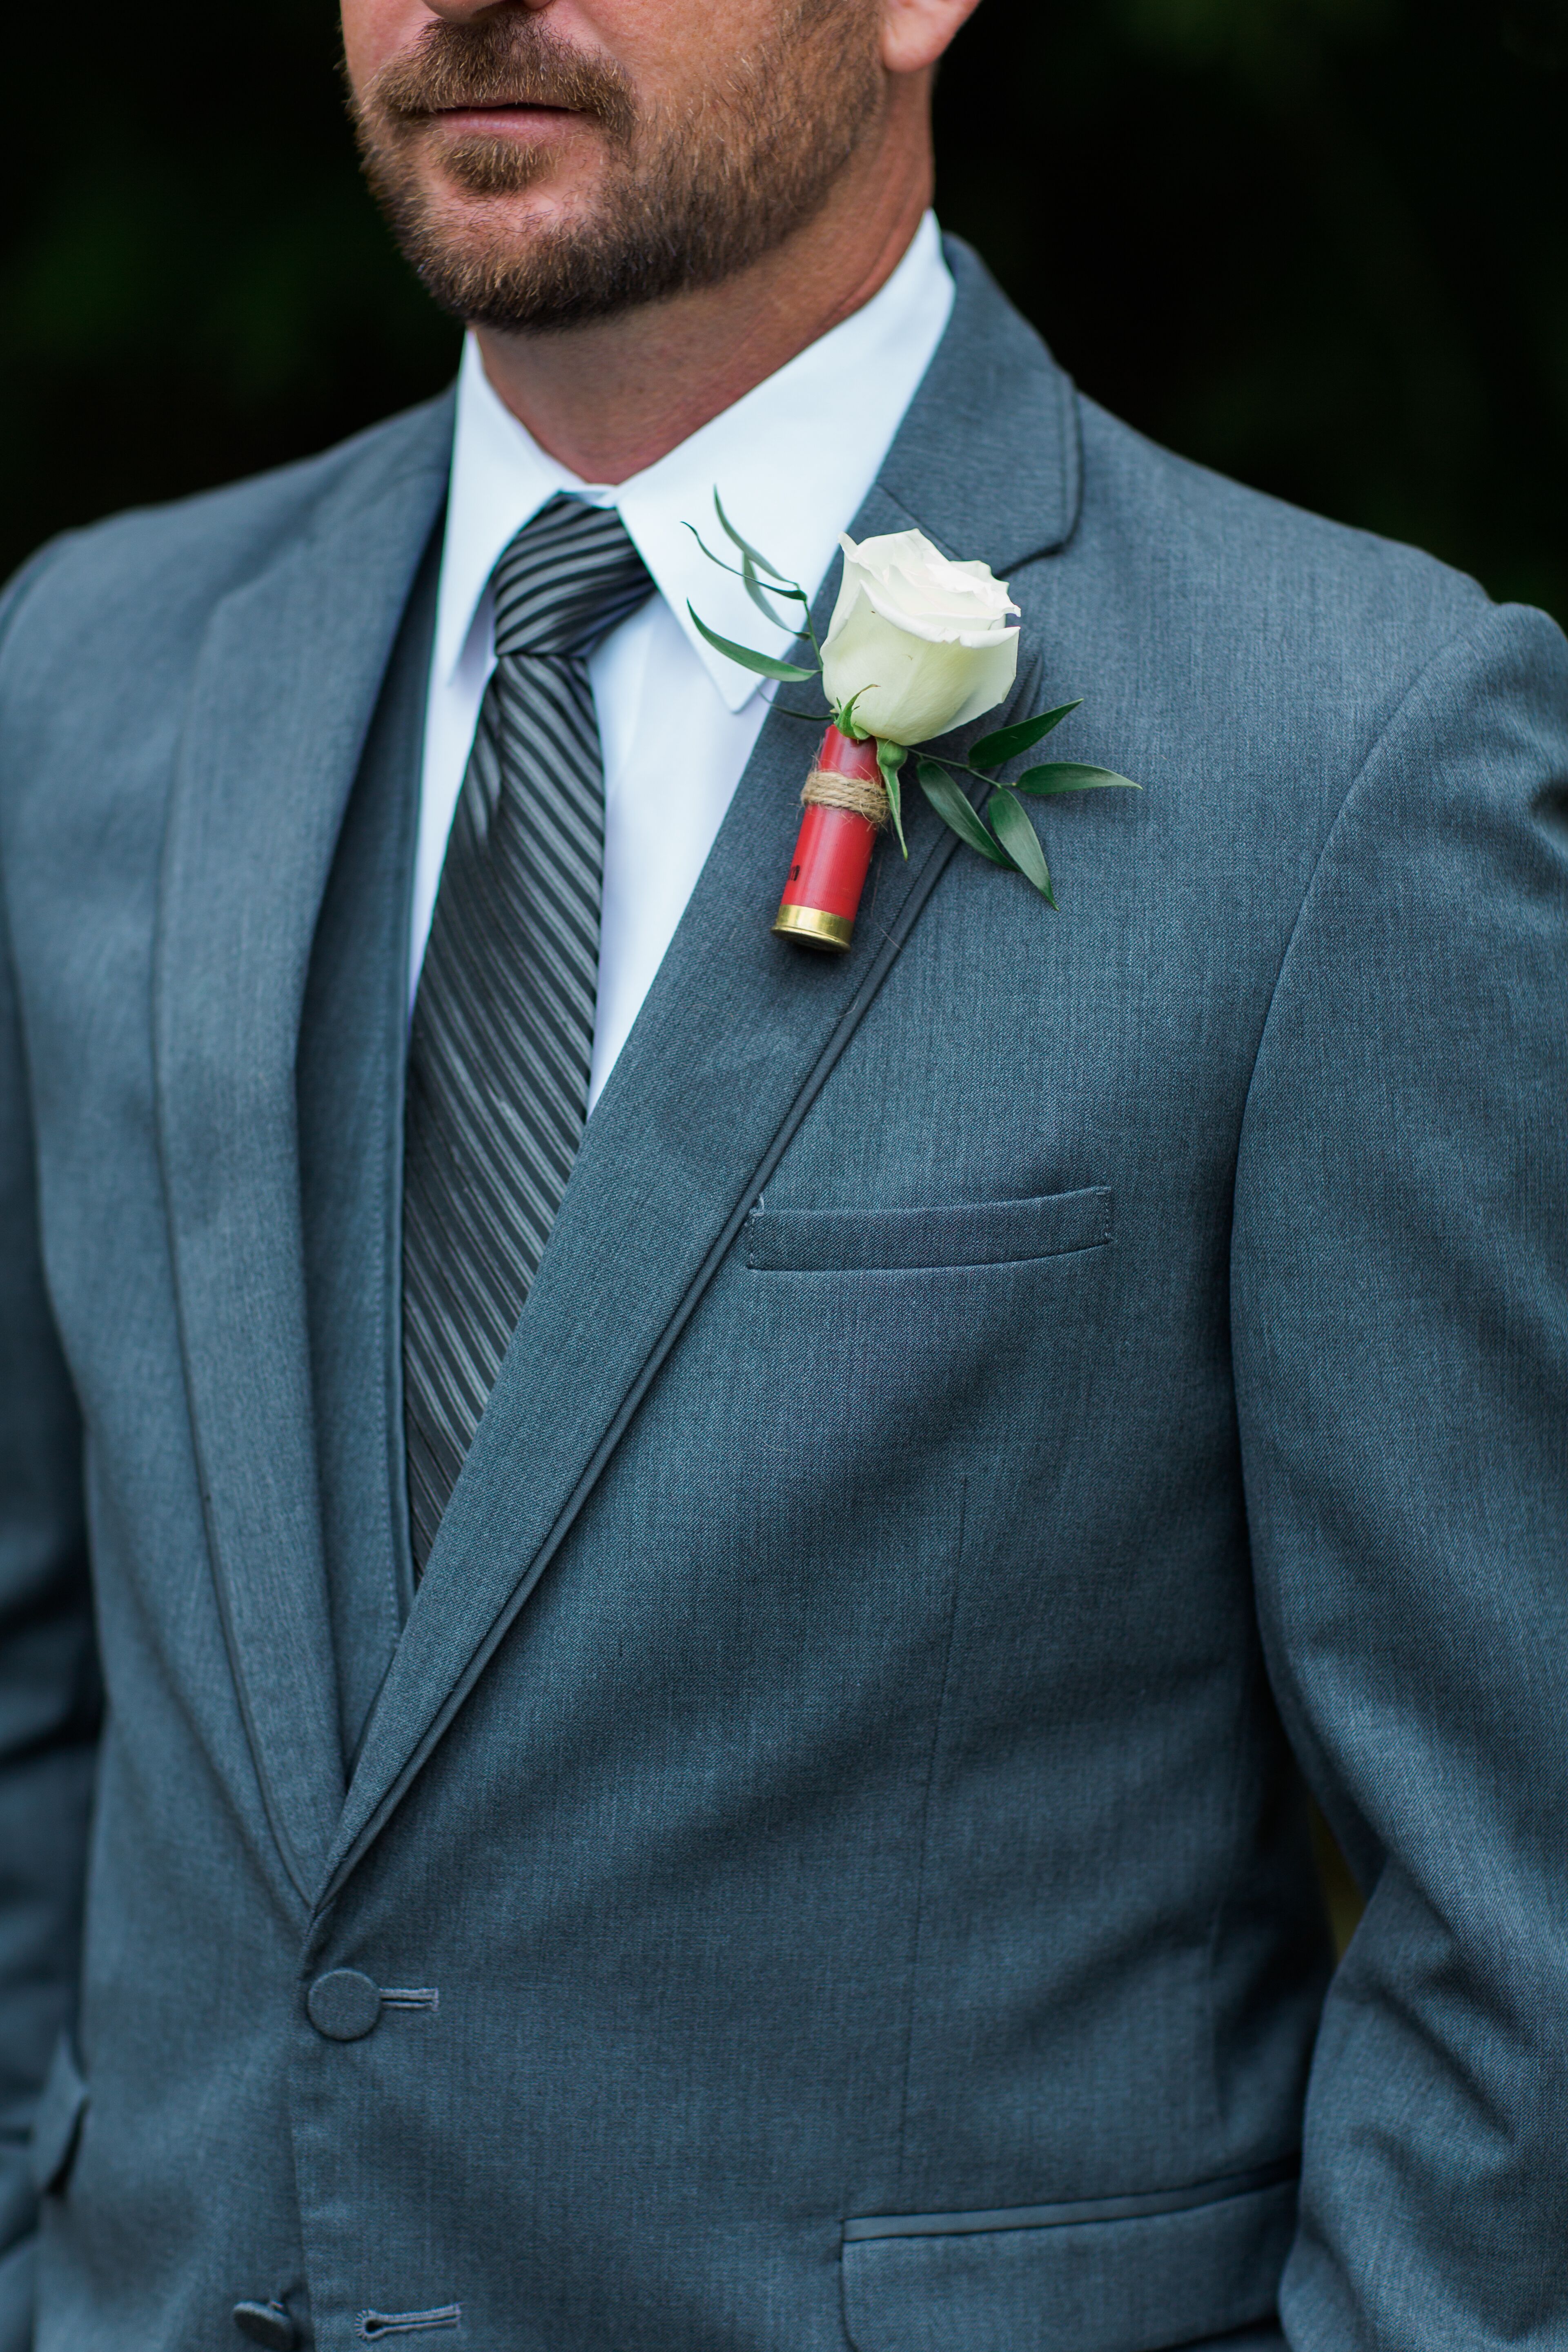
[428,106,579,134]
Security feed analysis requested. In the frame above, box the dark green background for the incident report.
[1,0,1564,618]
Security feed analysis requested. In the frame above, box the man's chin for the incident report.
[411,127,566,204]
[378,183,647,336]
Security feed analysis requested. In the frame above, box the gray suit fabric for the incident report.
[0,241,1565,2351]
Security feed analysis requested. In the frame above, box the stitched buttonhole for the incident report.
[356,2306,461,2339]
[379,1987,440,2016]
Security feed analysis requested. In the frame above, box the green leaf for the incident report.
[987,790,1056,906]
[687,604,817,682]
[834,687,871,739]
[741,550,808,629]
[915,758,1011,866]
[713,490,793,584]
[682,521,746,581]
[877,738,909,858]
[1014,762,1141,795]
[969,700,1083,770]
[685,521,810,631]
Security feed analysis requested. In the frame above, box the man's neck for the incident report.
[472,102,933,486]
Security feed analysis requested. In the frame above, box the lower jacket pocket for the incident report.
[28,2031,88,2197]
[840,2162,1297,2352]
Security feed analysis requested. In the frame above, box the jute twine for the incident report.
[801,764,889,829]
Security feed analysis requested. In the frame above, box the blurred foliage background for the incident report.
[0,0,1564,623]
[937,0,1568,622]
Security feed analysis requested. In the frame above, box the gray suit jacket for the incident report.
[1,242,1565,2352]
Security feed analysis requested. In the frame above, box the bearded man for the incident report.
[1,0,1565,2345]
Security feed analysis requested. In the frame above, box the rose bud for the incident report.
[820,528,1020,746]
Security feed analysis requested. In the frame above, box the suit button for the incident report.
[306,1967,382,2040]
[232,2302,296,2349]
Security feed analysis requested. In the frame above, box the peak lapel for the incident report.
[155,400,453,1903]
[325,250,1081,1902]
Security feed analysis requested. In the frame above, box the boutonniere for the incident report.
[688,497,1138,951]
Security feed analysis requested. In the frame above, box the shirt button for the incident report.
[306,1967,383,2041]
[232,2301,296,2349]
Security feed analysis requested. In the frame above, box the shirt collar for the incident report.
[434,212,956,715]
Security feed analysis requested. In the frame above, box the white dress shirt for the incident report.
[416,211,955,1112]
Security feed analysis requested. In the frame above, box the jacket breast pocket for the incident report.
[745,1187,1112,1275]
[840,2163,1296,2352]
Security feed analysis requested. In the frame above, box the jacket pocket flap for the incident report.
[747,1187,1112,1274]
[28,2030,87,2196]
[841,2167,1296,2352]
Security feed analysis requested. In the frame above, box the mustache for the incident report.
[365,14,637,139]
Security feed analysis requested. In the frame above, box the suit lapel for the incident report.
[296,534,441,1760]
[325,246,1081,1899]
[155,399,452,1903]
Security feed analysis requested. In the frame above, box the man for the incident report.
[1,0,1564,2343]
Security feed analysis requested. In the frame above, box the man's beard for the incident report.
[350,6,882,335]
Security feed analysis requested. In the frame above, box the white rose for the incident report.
[820,529,1020,746]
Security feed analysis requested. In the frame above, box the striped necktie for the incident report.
[402,494,654,1573]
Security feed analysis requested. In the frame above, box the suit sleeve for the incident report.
[1231,600,1568,2347]
[0,555,100,2351]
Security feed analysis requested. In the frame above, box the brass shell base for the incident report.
[773,903,853,953]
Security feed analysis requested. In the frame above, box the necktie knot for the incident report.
[492,494,654,660]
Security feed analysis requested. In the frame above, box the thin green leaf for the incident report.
[713,490,793,584]
[969,700,1084,769]
[1014,762,1141,796]
[686,521,810,630]
[687,604,817,682]
[988,790,1056,906]
[877,739,909,858]
[915,758,1011,866]
[741,550,808,629]
[682,521,748,582]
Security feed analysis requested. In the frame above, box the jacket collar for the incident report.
[882,238,1081,573]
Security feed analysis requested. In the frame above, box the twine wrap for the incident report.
[801,764,889,829]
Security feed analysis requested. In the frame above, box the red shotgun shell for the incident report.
[773,725,885,952]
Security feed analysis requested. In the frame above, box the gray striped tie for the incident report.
[403,495,654,1572]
